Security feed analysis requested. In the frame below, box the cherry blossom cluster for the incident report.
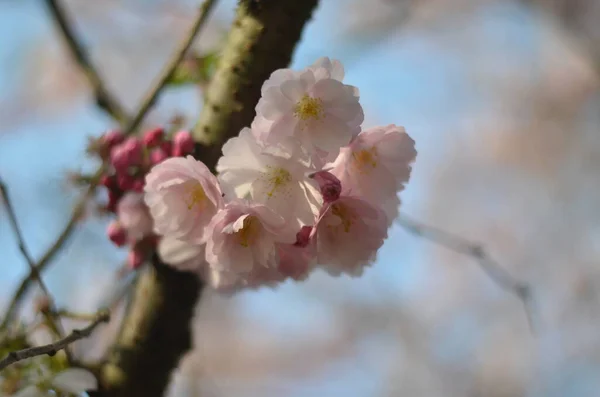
[144,57,417,291]
[96,127,195,269]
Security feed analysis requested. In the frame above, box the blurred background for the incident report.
[1,0,600,396]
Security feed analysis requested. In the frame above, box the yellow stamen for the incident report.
[294,95,324,121]
[352,147,378,173]
[238,216,260,247]
[331,203,354,233]
[264,167,292,198]
[185,183,206,210]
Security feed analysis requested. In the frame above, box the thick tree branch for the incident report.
[2,0,217,331]
[0,311,110,371]
[397,213,536,331]
[99,1,319,395]
[44,0,129,123]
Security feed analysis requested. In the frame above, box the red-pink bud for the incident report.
[107,221,127,247]
[116,173,136,191]
[294,226,313,247]
[110,137,143,171]
[310,171,341,203]
[172,130,195,156]
[102,130,125,148]
[127,248,145,269]
[107,190,121,212]
[160,140,173,155]
[142,127,164,148]
[149,148,169,165]
[131,178,145,193]
[100,175,116,190]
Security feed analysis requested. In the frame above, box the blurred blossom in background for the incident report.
[1,0,600,396]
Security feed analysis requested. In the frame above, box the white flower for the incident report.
[116,192,153,241]
[251,57,363,161]
[144,155,223,244]
[216,127,321,231]
[12,368,97,397]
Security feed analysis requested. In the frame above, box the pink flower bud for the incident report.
[160,140,173,155]
[150,148,169,165]
[107,190,121,212]
[117,173,136,191]
[294,226,313,248]
[110,137,143,172]
[107,221,127,247]
[102,130,125,148]
[127,248,145,269]
[172,131,195,156]
[142,127,164,148]
[100,175,116,190]
[310,171,341,203]
[131,178,145,193]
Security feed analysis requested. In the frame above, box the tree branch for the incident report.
[2,0,218,331]
[99,1,319,395]
[397,213,537,331]
[44,0,129,123]
[0,311,110,371]
[0,179,68,346]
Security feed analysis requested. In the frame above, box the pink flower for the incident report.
[116,192,153,241]
[107,221,126,247]
[330,124,416,223]
[102,129,124,148]
[142,127,164,147]
[315,195,388,276]
[144,156,223,244]
[310,170,341,203]
[252,58,363,160]
[205,200,296,276]
[172,130,195,157]
[110,137,143,171]
[157,235,205,273]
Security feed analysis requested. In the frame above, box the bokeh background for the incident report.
[2,0,600,396]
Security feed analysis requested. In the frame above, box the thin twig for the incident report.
[121,0,218,134]
[0,311,110,371]
[44,0,129,123]
[397,213,537,332]
[0,0,218,330]
[0,179,68,346]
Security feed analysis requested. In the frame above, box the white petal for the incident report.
[51,368,97,394]
[12,386,49,397]
[158,236,205,272]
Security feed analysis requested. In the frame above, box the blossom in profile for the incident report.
[315,195,388,276]
[145,155,223,244]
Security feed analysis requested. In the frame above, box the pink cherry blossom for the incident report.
[205,200,296,278]
[251,60,363,159]
[116,192,154,241]
[308,56,345,82]
[172,130,195,156]
[144,155,223,244]
[329,124,416,223]
[315,195,388,276]
[216,127,321,231]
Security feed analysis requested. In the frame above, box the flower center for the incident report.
[185,183,207,210]
[330,203,354,233]
[265,167,292,197]
[294,95,324,121]
[352,147,378,173]
[238,216,260,247]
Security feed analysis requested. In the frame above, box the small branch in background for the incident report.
[397,213,537,332]
[44,0,129,123]
[0,179,69,347]
[1,0,218,332]
[121,0,219,134]
[0,311,110,372]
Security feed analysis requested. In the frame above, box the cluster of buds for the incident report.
[94,127,195,269]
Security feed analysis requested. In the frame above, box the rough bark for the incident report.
[98,1,319,396]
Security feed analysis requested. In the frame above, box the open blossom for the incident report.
[205,200,296,277]
[216,127,321,230]
[116,192,153,241]
[316,195,388,276]
[252,57,363,159]
[145,155,223,244]
[157,235,205,273]
[329,124,416,222]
